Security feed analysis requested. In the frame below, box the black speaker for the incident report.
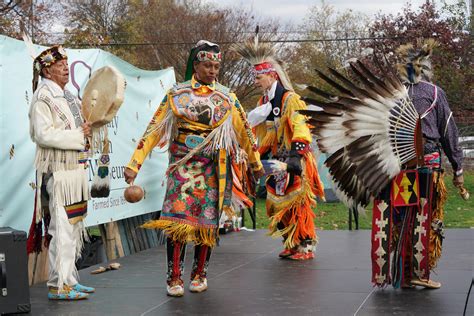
[0,228,31,314]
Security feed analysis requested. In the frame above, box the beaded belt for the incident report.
[424,152,440,168]
[176,133,208,149]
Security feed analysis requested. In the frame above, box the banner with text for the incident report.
[0,35,176,233]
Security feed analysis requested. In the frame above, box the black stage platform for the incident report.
[30,229,473,315]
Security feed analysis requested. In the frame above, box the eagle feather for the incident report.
[300,58,420,212]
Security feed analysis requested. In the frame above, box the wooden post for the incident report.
[100,223,116,261]
[113,221,125,258]
[99,221,125,261]
[106,222,117,260]
[27,240,49,285]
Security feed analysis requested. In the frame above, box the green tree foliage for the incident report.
[61,0,136,60]
[287,1,369,97]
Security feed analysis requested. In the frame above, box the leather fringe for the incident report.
[429,171,447,269]
[267,180,317,249]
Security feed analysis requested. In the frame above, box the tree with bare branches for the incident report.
[0,0,54,41]
[59,0,287,107]
[286,1,369,97]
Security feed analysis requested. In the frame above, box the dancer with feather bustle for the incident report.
[232,37,325,260]
[390,39,465,289]
[299,39,466,289]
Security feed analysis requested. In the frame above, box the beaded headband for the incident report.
[196,51,222,62]
[250,62,276,80]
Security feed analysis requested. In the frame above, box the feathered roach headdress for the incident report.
[299,59,424,212]
[231,36,294,91]
[396,38,438,84]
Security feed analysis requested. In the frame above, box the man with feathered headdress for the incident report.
[124,40,263,297]
[285,37,467,288]
[387,39,465,289]
[232,37,325,260]
[27,45,95,300]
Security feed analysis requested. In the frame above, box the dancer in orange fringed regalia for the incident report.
[233,37,325,260]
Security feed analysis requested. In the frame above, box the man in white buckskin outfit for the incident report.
[27,45,95,300]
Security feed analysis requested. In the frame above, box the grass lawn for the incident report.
[248,172,473,230]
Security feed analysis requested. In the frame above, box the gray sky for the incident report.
[203,0,466,23]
